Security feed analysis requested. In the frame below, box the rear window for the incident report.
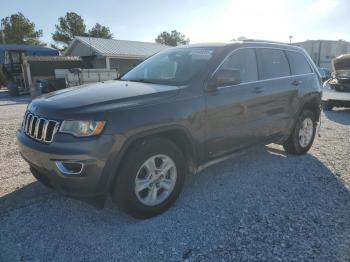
[257,49,290,79]
[286,51,313,75]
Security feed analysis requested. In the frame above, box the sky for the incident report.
[1,0,349,45]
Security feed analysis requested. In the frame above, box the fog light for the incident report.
[55,161,84,175]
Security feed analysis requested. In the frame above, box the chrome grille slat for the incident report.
[42,120,49,141]
[34,118,43,138]
[31,116,38,136]
[22,112,28,129]
[34,118,39,137]
[50,122,60,143]
[37,118,45,140]
[25,113,29,132]
[29,116,35,135]
[26,114,32,134]
[21,111,60,144]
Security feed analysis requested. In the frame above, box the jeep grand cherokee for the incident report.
[18,41,322,218]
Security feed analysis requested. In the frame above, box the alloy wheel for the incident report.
[298,117,314,148]
[134,154,177,206]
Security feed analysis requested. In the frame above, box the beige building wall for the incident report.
[294,40,350,70]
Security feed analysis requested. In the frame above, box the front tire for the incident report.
[112,138,186,219]
[283,110,317,155]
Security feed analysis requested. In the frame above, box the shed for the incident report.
[23,56,86,87]
[0,44,58,64]
[64,37,169,75]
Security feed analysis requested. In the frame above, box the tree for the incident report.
[88,23,113,38]
[155,30,189,46]
[52,12,87,48]
[0,12,43,45]
[52,12,113,51]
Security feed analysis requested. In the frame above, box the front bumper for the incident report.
[17,129,124,198]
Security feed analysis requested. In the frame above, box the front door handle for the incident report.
[254,87,265,93]
[292,80,302,86]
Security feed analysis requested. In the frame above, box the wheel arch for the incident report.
[281,93,321,145]
[108,126,198,192]
[299,94,322,122]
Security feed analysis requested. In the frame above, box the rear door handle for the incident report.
[254,87,265,93]
[292,80,302,86]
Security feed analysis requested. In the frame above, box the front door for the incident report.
[204,48,264,159]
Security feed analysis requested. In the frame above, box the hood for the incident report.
[29,80,179,117]
[333,54,350,71]
[331,55,350,84]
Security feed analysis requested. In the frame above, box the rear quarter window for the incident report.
[286,51,313,75]
[256,49,290,79]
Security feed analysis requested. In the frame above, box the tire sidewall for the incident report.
[291,110,316,154]
[113,138,185,218]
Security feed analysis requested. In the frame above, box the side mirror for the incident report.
[208,69,241,90]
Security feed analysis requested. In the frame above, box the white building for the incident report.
[294,40,350,70]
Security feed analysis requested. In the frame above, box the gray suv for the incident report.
[18,41,322,218]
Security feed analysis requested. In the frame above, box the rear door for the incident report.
[254,48,298,139]
[285,50,315,118]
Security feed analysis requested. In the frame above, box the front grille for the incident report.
[22,112,60,144]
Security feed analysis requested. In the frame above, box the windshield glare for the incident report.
[121,48,215,85]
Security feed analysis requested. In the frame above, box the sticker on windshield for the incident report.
[189,49,214,59]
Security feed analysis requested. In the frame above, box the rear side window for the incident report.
[220,48,258,83]
[286,51,313,75]
[256,49,290,79]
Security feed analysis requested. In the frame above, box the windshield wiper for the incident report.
[125,79,156,84]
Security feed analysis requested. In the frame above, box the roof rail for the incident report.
[237,39,287,44]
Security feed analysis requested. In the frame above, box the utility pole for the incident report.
[289,35,293,45]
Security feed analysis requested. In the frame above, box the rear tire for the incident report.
[283,110,316,155]
[112,137,186,219]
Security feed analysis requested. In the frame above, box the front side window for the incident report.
[286,51,313,75]
[219,48,258,83]
[257,49,290,79]
[121,47,215,85]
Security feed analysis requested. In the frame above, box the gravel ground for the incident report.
[0,92,349,261]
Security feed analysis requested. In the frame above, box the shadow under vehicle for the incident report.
[322,54,350,110]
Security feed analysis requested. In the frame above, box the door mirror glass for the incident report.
[208,69,241,89]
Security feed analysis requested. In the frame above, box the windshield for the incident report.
[121,47,215,85]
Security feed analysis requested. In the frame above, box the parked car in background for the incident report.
[322,54,350,110]
[17,41,322,218]
[318,67,331,82]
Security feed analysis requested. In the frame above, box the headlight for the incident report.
[59,120,106,137]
